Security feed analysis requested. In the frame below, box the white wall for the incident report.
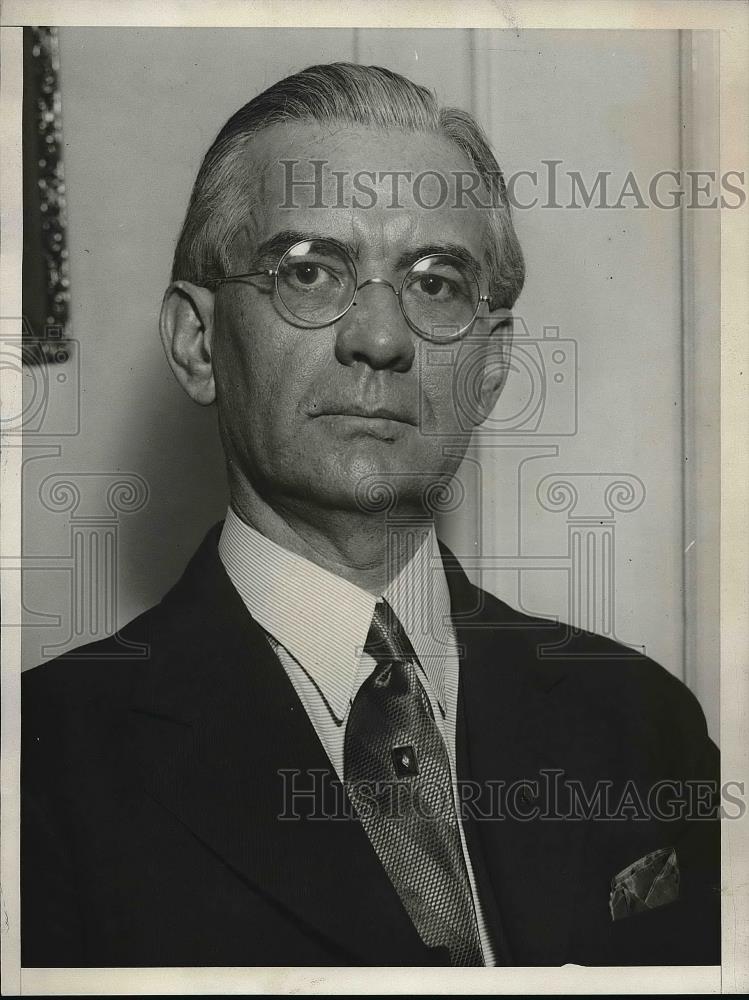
[21,28,719,741]
[461,30,685,669]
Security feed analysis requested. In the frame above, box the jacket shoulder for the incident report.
[22,602,159,709]
[473,585,712,749]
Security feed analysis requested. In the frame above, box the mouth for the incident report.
[313,405,417,426]
[312,406,417,442]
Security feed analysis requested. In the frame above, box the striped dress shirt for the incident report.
[218,506,495,966]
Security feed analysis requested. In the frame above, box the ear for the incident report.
[473,307,514,422]
[159,281,216,405]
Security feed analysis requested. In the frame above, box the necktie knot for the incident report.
[364,599,417,667]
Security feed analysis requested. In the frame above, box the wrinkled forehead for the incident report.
[229,121,493,269]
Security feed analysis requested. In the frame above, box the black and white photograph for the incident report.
[1,0,747,994]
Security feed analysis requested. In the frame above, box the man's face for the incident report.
[211,122,505,516]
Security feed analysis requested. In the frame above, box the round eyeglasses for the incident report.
[210,237,491,343]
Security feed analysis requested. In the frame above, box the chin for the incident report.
[309,450,449,517]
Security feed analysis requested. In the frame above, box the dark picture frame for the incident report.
[22,25,71,366]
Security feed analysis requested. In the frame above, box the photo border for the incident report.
[1,1,746,995]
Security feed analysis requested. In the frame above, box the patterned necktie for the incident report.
[343,599,483,966]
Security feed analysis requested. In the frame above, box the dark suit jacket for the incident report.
[21,524,720,967]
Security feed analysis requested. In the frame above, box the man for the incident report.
[22,63,719,968]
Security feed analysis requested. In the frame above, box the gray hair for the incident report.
[171,62,525,309]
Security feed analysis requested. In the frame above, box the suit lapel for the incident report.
[443,545,587,966]
[130,527,445,966]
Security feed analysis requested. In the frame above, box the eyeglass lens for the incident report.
[276,239,480,338]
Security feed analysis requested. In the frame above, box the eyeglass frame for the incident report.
[208,236,494,343]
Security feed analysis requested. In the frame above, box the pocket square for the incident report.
[609,846,679,921]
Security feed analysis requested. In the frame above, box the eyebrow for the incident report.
[252,230,340,265]
[252,231,485,277]
[395,244,484,277]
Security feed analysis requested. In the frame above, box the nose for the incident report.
[334,279,415,373]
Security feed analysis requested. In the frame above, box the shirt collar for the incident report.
[218,507,450,721]
[383,527,449,713]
